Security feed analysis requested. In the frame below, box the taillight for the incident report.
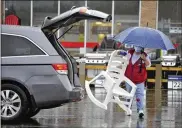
[52,64,68,75]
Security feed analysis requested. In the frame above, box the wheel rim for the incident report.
[1,90,21,118]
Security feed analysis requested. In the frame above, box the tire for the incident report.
[1,84,29,121]
[26,108,40,118]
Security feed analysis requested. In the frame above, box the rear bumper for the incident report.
[27,75,84,109]
[69,87,85,102]
[35,87,84,109]
[31,87,84,109]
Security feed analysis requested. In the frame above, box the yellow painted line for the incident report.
[162,67,182,71]
[84,65,181,71]
[146,67,182,71]
[147,79,168,83]
[86,77,168,83]
[146,67,156,70]
[85,65,156,70]
[162,79,168,82]
[86,77,92,81]
[85,65,107,70]
[147,79,155,82]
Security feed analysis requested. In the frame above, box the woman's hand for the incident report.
[140,53,146,61]
[141,53,150,66]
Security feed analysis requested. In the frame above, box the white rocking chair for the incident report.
[85,50,137,115]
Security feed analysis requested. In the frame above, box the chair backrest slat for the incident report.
[106,50,128,82]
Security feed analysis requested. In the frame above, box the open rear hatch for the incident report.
[41,6,112,86]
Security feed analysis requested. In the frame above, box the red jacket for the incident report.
[124,49,147,84]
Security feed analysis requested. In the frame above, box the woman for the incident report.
[119,46,151,118]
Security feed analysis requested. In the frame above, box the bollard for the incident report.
[79,63,86,89]
[155,64,162,90]
[155,64,162,108]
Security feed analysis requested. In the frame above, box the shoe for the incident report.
[138,110,144,118]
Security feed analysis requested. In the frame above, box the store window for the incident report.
[5,1,30,26]
[33,1,58,27]
[112,1,139,51]
[114,1,139,34]
[59,1,85,43]
[158,1,182,56]
[87,1,112,43]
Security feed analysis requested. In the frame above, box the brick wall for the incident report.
[140,0,158,29]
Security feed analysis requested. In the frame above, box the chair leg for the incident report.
[114,96,132,116]
[85,71,116,110]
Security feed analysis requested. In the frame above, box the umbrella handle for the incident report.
[139,50,144,73]
[139,58,142,73]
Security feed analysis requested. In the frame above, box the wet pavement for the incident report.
[2,88,182,128]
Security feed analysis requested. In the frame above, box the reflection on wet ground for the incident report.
[2,88,182,128]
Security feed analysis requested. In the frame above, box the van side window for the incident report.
[1,34,45,57]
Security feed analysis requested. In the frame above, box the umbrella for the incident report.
[113,27,175,50]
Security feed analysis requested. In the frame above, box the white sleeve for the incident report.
[146,55,151,67]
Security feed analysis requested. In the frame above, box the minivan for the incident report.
[1,6,112,121]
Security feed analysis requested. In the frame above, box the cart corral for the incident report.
[77,58,182,89]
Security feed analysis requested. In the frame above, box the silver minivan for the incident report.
[1,6,111,121]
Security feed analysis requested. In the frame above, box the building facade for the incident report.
[1,0,182,56]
